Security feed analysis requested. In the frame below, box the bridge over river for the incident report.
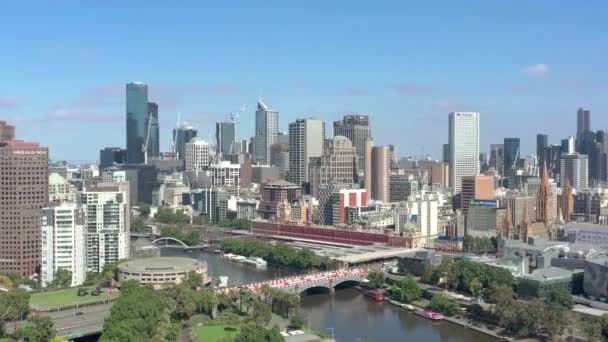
[221,268,370,294]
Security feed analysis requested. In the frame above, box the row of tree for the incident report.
[222,239,333,270]
[462,235,497,254]
[160,227,201,246]
[155,208,191,224]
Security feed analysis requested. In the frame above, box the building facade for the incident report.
[288,118,324,185]
[449,112,480,194]
[371,145,390,202]
[333,115,371,172]
[99,147,127,169]
[504,138,521,171]
[577,107,591,134]
[210,161,241,192]
[216,121,236,157]
[560,153,589,190]
[254,99,279,164]
[125,82,149,164]
[173,123,198,160]
[185,137,210,171]
[460,175,495,214]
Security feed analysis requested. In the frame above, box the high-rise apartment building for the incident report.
[371,145,390,202]
[147,102,160,158]
[577,107,591,134]
[41,203,86,287]
[270,142,290,178]
[333,115,371,172]
[503,138,520,171]
[173,123,198,160]
[49,173,76,203]
[449,112,480,194]
[560,153,589,190]
[0,138,49,275]
[254,99,278,164]
[288,118,324,185]
[216,121,236,157]
[126,82,149,164]
[418,159,450,189]
[0,120,15,142]
[185,137,210,171]
[81,182,130,273]
[460,175,495,214]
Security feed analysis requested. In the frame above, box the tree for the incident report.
[469,277,483,299]
[50,268,72,288]
[234,323,283,342]
[0,289,30,327]
[422,265,440,285]
[182,272,203,290]
[366,269,385,289]
[601,314,608,340]
[544,287,574,310]
[289,315,305,329]
[50,337,70,342]
[16,315,56,342]
[162,285,196,320]
[428,296,460,317]
[131,216,147,232]
[252,301,272,327]
[195,288,217,315]
[0,276,13,289]
[391,275,421,303]
[138,203,151,218]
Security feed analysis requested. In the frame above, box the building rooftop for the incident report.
[118,257,204,273]
[519,267,581,281]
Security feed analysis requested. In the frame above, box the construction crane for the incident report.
[142,111,153,165]
[228,104,248,155]
[172,112,182,159]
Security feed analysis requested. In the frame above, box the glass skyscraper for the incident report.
[503,138,520,171]
[126,82,149,164]
[173,123,198,159]
[254,99,278,164]
[216,121,236,157]
[536,134,548,171]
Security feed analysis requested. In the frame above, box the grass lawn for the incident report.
[30,287,121,309]
[196,324,241,342]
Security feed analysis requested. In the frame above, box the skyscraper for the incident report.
[216,121,236,158]
[449,112,480,194]
[536,134,548,173]
[364,137,373,196]
[185,137,210,171]
[147,102,160,158]
[333,115,371,172]
[371,145,390,202]
[560,153,589,190]
[0,137,49,275]
[489,144,504,174]
[503,138,520,171]
[173,123,198,159]
[577,107,591,134]
[254,99,278,164]
[442,143,450,163]
[309,136,358,198]
[126,82,149,164]
[288,118,325,185]
[99,147,127,169]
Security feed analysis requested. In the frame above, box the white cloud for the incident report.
[522,64,550,75]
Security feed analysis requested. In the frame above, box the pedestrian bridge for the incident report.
[221,268,369,294]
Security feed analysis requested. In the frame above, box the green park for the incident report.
[30,287,121,309]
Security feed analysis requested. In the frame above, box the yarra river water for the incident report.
[162,248,498,342]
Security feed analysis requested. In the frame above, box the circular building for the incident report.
[117,257,210,289]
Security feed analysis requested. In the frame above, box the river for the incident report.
[162,248,498,342]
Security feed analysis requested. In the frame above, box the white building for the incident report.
[163,183,190,207]
[81,182,130,273]
[41,203,86,287]
[254,99,279,164]
[185,137,210,171]
[102,169,126,183]
[449,112,480,194]
[560,153,589,190]
[288,118,325,185]
[394,193,439,246]
[49,172,76,203]
[210,161,240,192]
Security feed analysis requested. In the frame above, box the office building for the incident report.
[0,138,49,275]
[364,138,373,196]
[333,115,371,172]
[81,182,130,273]
[49,172,76,203]
[254,99,279,164]
[185,137,210,171]
[536,134,548,173]
[466,200,503,238]
[543,144,562,180]
[125,82,149,164]
[216,121,236,157]
[99,147,126,169]
[371,145,391,202]
[489,144,504,174]
[270,141,290,177]
[210,161,241,192]
[449,112,480,194]
[120,164,157,204]
[0,120,15,142]
[321,187,366,226]
[258,180,302,220]
[309,136,358,198]
[173,123,198,160]
[288,118,324,185]
[252,165,280,184]
[418,159,450,189]
[461,176,495,214]
[577,107,591,134]
[561,136,576,155]
[504,138,521,171]
[442,143,450,163]
[390,174,418,202]
[560,153,589,190]
[41,203,86,287]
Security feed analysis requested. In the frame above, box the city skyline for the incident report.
[1,1,608,161]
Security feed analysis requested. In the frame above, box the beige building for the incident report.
[49,172,76,203]
[461,175,495,214]
[418,159,450,189]
[310,135,357,198]
[370,145,390,202]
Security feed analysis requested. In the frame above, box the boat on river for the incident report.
[241,257,267,268]
[390,300,401,306]
[401,303,415,310]
[364,290,385,302]
[413,308,444,320]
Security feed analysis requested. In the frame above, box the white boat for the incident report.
[242,257,267,268]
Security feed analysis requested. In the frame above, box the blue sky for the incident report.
[1,1,607,161]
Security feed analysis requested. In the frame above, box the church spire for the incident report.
[536,161,554,223]
[503,203,513,239]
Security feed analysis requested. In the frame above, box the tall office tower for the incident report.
[41,203,86,287]
[364,138,374,195]
[536,134,548,173]
[239,139,251,154]
[81,182,130,273]
[185,137,210,171]
[210,161,241,193]
[0,138,49,275]
[561,136,575,155]
[489,144,504,174]
[173,123,198,159]
[0,120,15,142]
[460,175,494,214]
[371,145,390,202]
[537,162,554,223]
[577,107,591,134]
[442,143,450,163]
[99,147,127,169]
[590,130,608,183]
[560,153,589,190]
[310,136,358,197]
[418,159,450,189]
[254,99,279,164]
[333,115,371,172]
[147,102,160,158]
[288,118,325,185]
[216,121,236,157]
[503,138,521,171]
[449,112,480,194]
[126,82,149,164]
[479,152,489,172]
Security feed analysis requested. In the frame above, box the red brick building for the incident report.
[258,180,301,220]
[0,139,49,275]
